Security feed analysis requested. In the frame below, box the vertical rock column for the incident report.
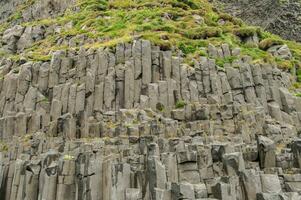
[124,61,135,109]
[147,143,167,200]
[88,154,103,200]
[111,163,131,200]
[24,160,41,200]
[240,62,257,104]
[291,139,301,168]
[39,153,59,200]
[251,63,268,112]
[9,158,27,200]
[132,40,142,106]
[56,158,76,200]
[257,136,276,169]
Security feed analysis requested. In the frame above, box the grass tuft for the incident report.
[259,38,284,50]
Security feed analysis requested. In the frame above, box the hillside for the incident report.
[1,0,301,69]
[0,0,300,200]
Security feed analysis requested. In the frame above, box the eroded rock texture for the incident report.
[0,40,300,199]
[212,0,301,42]
[0,0,76,23]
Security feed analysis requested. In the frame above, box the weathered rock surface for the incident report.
[0,40,299,199]
[212,0,301,42]
[0,0,76,23]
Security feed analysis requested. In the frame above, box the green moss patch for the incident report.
[259,38,284,50]
[233,27,261,38]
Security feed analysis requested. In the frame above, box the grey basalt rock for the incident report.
[171,182,195,200]
[291,139,301,168]
[240,169,262,200]
[0,41,299,199]
[260,174,282,193]
[214,0,301,42]
[267,45,292,60]
[279,87,295,114]
[257,135,276,169]
[222,152,245,176]
[2,25,24,53]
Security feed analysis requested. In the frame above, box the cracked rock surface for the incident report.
[0,0,301,200]
[0,40,300,199]
[211,0,301,42]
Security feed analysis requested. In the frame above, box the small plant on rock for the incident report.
[233,27,261,38]
[176,100,186,108]
[156,102,165,112]
[259,38,284,50]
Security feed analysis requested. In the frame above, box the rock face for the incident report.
[0,40,300,199]
[0,0,76,22]
[0,0,76,54]
[212,0,301,42]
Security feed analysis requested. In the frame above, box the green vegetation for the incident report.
[0,0,300,73]
[215,56,237,67]
[0,0,228,61]
[184,27,222,39]
[6,0,36,22]
[156,102,165,112]
[259,38,284,50]
[0,140,8,152]
[218,13,243,26]
[233,27,261,38]
[176,100,186,108]
[295,93,301,98]
[297,68,301,82]
[37,97,49,103]
[63,154,75,160]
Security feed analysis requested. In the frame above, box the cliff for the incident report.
[0,0,300,200]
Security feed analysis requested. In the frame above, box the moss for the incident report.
[63,154,75,160]
[78,0,108,11]
[275,58,294,70]
[241,45,271,62]
[106,121,117,129]
[293,82,301,89]
[176,0,200,9]
[176,100,186,108]
[295,93,301,97]
[259,38,284,50]
[142,33,173,50]
[204,11,219,26]
[179,43,197,55]
[0,140,8,152]
[184,27,222,39]
[27,53,52,62]
[10,12,23,21]
[156,102,165,112]
[37,97,49,103]
[197,49,208,56]
[297,68,301,76]
[233,27,261,38]
[171,2,192,10]
[215,56,238,67]
[0,22,9,34]
[258,31,301,63]
[296,68,301,82]
[218,13,243,26]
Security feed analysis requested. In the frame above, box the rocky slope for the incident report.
[212,0,301,42]
[0,0,301,200]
